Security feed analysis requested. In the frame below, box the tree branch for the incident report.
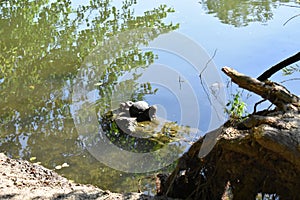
[222,67,300,110]
[257,52,300,81]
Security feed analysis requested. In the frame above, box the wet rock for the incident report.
[114,116,137,134]
[119,101,133,115]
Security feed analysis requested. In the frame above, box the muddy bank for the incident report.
[0,153,175,200]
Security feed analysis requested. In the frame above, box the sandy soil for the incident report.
[0,153,174,200]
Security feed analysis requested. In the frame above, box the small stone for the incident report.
[55,165,62,170]
[115,116,137,133]
[29,157,37,161]
[62,163,69,168]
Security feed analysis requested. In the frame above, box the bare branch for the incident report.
[283,13,300,26]
[222,67,300,110]
[257,52,300,81]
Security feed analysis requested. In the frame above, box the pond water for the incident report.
[1,0,300,194]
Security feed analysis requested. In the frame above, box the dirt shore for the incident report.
[0,153,173,200]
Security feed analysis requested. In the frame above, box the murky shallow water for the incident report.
[0,0,299,193]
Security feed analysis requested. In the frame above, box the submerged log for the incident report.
[158,67,300,199]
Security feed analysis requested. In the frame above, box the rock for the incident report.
[120,101,133,112]
[118,101,133,117]
[0,153,176,200]
[114,116,137,133]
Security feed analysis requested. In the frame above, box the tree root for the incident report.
[157,67,300,199]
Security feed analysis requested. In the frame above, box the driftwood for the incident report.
[157,67,300,199]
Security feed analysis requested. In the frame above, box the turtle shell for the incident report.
[129,101,149,118]
[136,106,157,122]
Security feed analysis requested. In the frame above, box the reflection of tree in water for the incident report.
[76,25,191,169]
[200,0,296,27]
[0,0,178,192]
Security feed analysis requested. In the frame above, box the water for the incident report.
[0,0,299,193]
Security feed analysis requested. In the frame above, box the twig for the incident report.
[200,49,217,75]
[280,78,300,83]
[199,49,221,120]
[279,3,300,9]
[283,14,300,26]
[199,50,217,106]
[253,99,267,114]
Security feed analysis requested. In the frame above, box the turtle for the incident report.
[129,101,157,122]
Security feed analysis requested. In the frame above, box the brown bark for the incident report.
[222,67,300,111]
[157,67,300,200]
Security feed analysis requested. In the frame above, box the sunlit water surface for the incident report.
[0,0,299,193]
